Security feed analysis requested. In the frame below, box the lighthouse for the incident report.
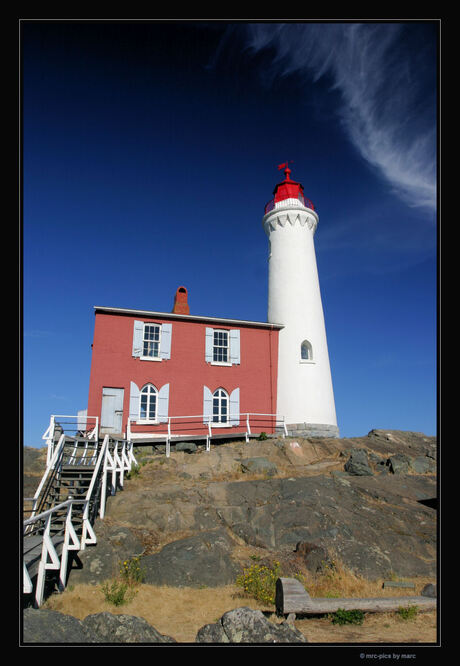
[263,164,339,438]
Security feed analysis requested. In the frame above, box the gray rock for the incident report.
[410,456,435,474]
[421,583,437,598]
[23,608,90,644]
[241,457,278,476]
[208,474,436,578]
[22,608,176,644]
[141,529,240,587]
[294,542,332,573]
[196,607,307,643]
[67,520,144,586]
[176,441,198,453]
[344,448,373,476]
[388,453,411,474]
[82,612,176,643]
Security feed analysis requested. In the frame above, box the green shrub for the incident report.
[126,464,140,479]
[397,605,418,621]
[330,608,365,625]
[258,432,268,441]
[236,561,281,605]
[101,580,134,607]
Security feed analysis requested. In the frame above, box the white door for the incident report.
[101,387,124,434]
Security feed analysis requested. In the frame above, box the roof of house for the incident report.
[94,305,284,329]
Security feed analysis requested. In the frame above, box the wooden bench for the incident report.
[275,577,437,617]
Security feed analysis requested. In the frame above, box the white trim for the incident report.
[139,356,162,362]
[211,361,232,367]
[95,305,284,329]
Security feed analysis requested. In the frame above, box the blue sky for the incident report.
[22,21,438,447]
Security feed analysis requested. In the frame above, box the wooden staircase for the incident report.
[23,425,136,607]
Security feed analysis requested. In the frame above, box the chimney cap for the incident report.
[172,286,190,314]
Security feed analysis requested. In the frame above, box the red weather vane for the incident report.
[277,160,293,171]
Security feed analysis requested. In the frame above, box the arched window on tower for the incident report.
[300,340,313,362]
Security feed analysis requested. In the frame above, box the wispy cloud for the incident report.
[241,23,437,214]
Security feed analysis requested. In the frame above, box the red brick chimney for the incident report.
[172,286,190,314]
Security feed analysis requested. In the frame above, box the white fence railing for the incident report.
[43,414,99,465]
[24,426,137,607]
[127,412,288,457]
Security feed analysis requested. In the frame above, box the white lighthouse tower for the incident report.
[263,164,339,438]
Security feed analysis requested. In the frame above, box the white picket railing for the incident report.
[42,414,99,465]
[127,412,288,457]
[24,426,137,607]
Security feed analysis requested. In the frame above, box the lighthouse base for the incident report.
[279,423,340,439]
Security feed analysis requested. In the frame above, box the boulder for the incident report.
[23,608,90,644]
[22,608,176,643]
[176,441,198,453]
[241,457,278,476]
[344,448,373,476]
[421,583,437,598]
[388,453,411,474]
[196,607,307,643]
[82,612,176,643]
[294,541,332,573]
[410,456,435,474]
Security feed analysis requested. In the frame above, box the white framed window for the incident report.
[213,330,229,363]
[142,323,161,359]
[212,388,229,424]
[205,327,240,365]
[139,383,158,421]
[300,339,313,362]
[132,321,172,361]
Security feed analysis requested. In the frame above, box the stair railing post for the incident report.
[100,436,109,518]
[58,500,81,591]
[246,413,251,442]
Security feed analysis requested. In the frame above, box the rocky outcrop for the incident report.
[141,529,240,587]
[195,607,307,643]
[23,608,176,643]
[25,430,437,588]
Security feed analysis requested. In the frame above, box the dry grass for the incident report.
[42,556,437,644]
[43,583,269,643]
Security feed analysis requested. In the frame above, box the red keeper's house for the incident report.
[86,286,282,442]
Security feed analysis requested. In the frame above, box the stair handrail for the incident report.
[27,433,67,522]
[23,498,85,607]
[80,434,110,549]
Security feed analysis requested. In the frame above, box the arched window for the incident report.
[301,340,313,361]
[212,388,229,424]
[139,384,158,421]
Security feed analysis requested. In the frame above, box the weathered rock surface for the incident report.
[195,607,307,643]
[23,608,90,643]
[25,430,437,587]
[82,612,176,643]
[141,528,240,587]
[67,521,144,585]
[22,608,176,644]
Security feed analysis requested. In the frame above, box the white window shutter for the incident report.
[132,320,144,357]
[229,329,240,364]
[157,383,170,423]
[160,323,172,360]
[203,385,213,424]
[230,388,240,425]
[205,328,214,362]
[129,381,140,420]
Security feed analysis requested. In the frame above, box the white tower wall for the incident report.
[263,201,339,437]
